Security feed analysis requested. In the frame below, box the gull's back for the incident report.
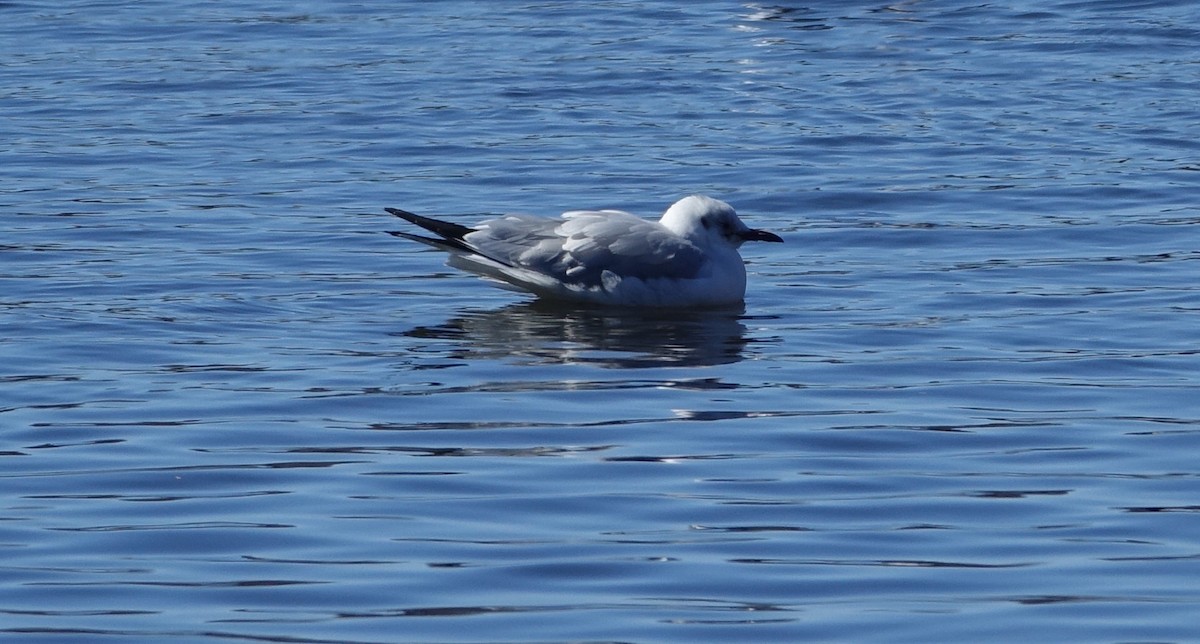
[452,209,727,306]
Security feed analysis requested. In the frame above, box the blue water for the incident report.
[3,1,1199,642]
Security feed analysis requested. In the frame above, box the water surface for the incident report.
[3,1,1199,642]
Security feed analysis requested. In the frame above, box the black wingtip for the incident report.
[385,207,475,241]
[384,207,417,219]
[388,229,475,254]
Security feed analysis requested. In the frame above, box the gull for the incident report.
[385,195,782,308]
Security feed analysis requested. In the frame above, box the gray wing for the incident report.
[469,210,706,289]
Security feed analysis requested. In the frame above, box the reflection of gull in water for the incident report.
[403,302,758,368]
[386,195,782,308]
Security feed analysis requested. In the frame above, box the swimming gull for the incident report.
[385,195,782,307]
